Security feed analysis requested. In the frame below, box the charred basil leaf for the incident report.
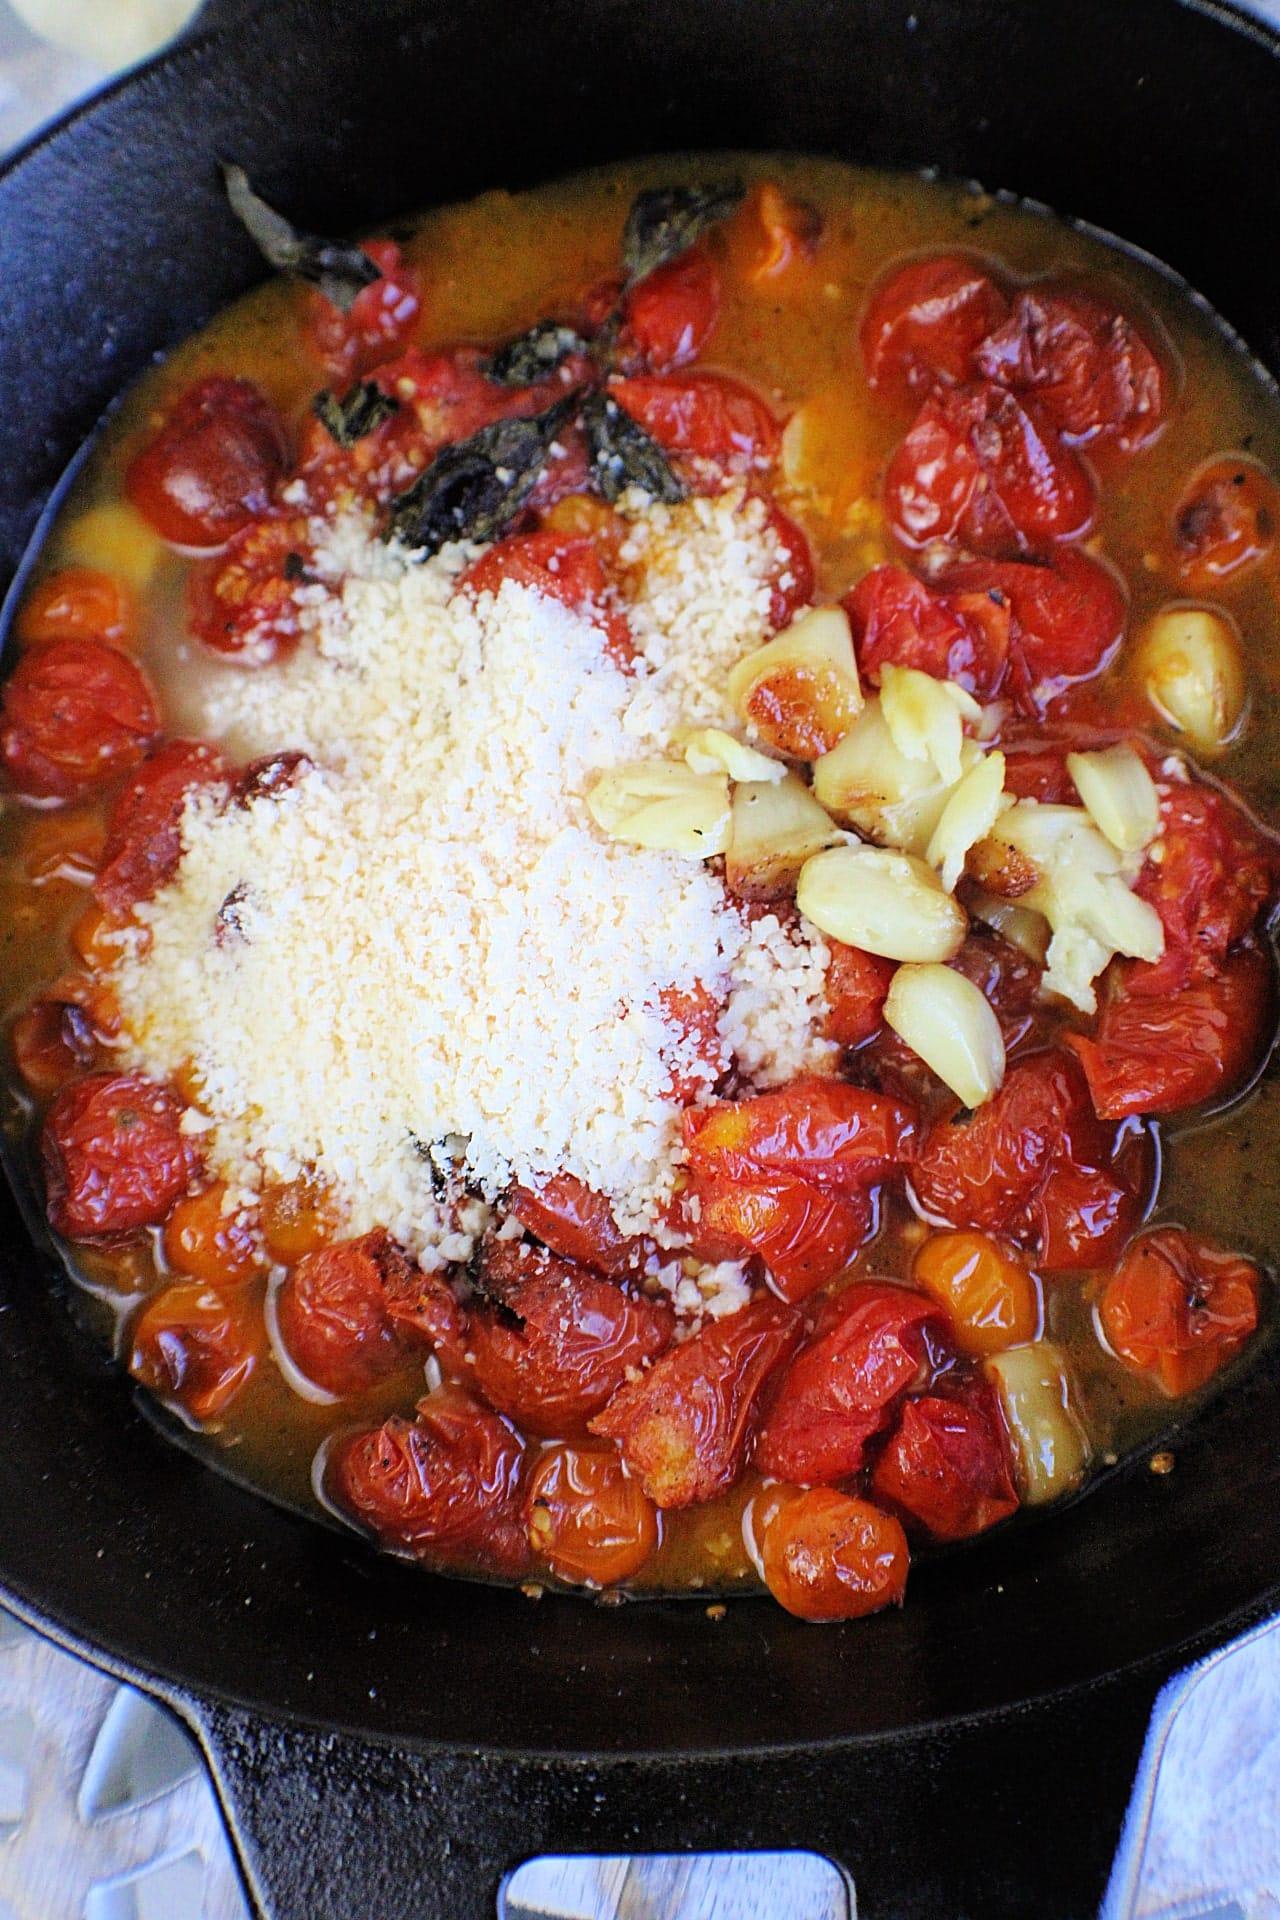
[221,162,381,313]
[387,395,579,554]
[312,380,399,447]
[485,321,587,387]
[622,180,744,285]
[580,392,686,505]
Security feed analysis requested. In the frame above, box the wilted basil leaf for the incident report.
[221,162,381,313]
[580,392,686,505]
[485,321,587,387]
[387,395,579,554]
[313,381,399,447]
[622,180,745,285]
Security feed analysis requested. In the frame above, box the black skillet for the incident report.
[1,1,1279,1914]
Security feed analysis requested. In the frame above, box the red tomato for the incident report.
[1099,1227,1260,1395]
[609,372,781,485]
[682,1174,873,1302]
[621,247,720,372]
[11,992,99,1096]
[1172,456,1278,588]
[466,1239,673,1436]
[95,740,232,913]
[912,1048,1152,1271]
[590,1295,802,1506]
[760,1489,909,1621]
[125,377,288,550]
[1133,784,1280,994]
[507,1172,652,1278]
[42,1071,198,1240]
[460,529,634,667]
[823,942,896,1049]
[939,549,1126,702]
[307,238,422,381]
[129,1281,259,1421]
[1,638,158,801]
[657,980,726,1103]
[843,562,1012,699]
[974,285,1165,448]
[884,382,1095,556]
[755,1282,946,1483]
[860,252,1009,401]
[684,1076,917,1193]
[1069,943,1274,1120]
[870,1386,1018,1540]
[762,499,816,632]
[375,344,587,461]
[525,1444,659,1585]
[327,1385,528,1574]
[275,1228,423,1396]
[187,512,312,664]
[17,569,137,652]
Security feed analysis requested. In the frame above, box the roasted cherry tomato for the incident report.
[524,1443,659,1585]
[307,238,422,381]
[590,1295,802,1507]
[460,529,634,667]
[1133,784,1280,994]
[884,382,1094,557]
[912,1230,1039,1354]
[974,285,1165,448]
[187,512,312,664]
[258,1177,337,1264]
[870,1387,1019,1540]
[844,562,1012,700]
[95,740,232,913]
[762,499,816,633]
[508,1172,652,1278]
[621,247,720,372]
[912,1048,1152,1271]
[17,568,137,652]
[609,372,781,485]
[823,942,896,1050]
[328,1385,528,1574]
[860,253,1008,401]
[125,377,288,550]
[1069,942,1275,1120]
[11,992,99,1096]
[755,1281,947,1483]
[760,1488,909,1621]
[1098,1227,1260,1395]
[939,549,1126,702]
[1172,456,1278,588]
[683,1175,872,1302]
[42,1071,197,1240]
[1,638,158,801]
[163,1181,261,1289]
[275,1228,422,1396]
[947,930,1046,1056]
[685,1077,917,1192]
[129,1280,259,1421]
[466,1239,673,1435]
[15,806,105,887]
[657,980,726,1103]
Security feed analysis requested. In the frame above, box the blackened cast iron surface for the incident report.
[0,0,1278,1913]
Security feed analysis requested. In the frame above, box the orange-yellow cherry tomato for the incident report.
[761,1488,908,1621]
[163,1181,261,1289]
[912,1229,1040,1354]
[525,1445,659,1585]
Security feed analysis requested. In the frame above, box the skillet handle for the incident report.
[178,1667,1158,1920]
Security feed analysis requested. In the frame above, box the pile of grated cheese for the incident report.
[111,489,835,1268]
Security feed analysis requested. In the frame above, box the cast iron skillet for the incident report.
[1,0,1279,1913]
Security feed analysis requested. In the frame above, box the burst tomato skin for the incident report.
[1069,943,1275,1120]
[939,548,1126,701]
[884,381,1094,557]
[129,1280,259,1421]
[755,1281,947,1484]
[844,563,1012,700]
[860,253,1009,400]
[685,1077,917,1193]
[466,1240,673,1436]
[163,1182,261,1289]
[524,1444,659,1585]
[275,1228,422,1396]
[870,1387,1019,1540]
[682,1174,872,1302]
[824,942,897,1050]
[328,1385,529,1574]
[609,372,781,484]
[1,639,159,801]
[947,930,1046,1056]
[621,247,720,372]
[508,1172,652,1278]
[188,512,311,664]
[125,377,289,550]
[42,1071,198,1241]
[974,286,1165,448]
[761,1488,909,1621]
[762,499,816,632]
[1172,456,1278,588]
[17,568,137,652]
[1133,786,1280,995]
[590,1295,802,1507]
[11,992,100,1097]
[94,740,232,913]
[1099,1227,1260,1396]
[460,529,634,666]
[307,238,422,381]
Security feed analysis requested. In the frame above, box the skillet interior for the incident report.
[0,0,1277,1771]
